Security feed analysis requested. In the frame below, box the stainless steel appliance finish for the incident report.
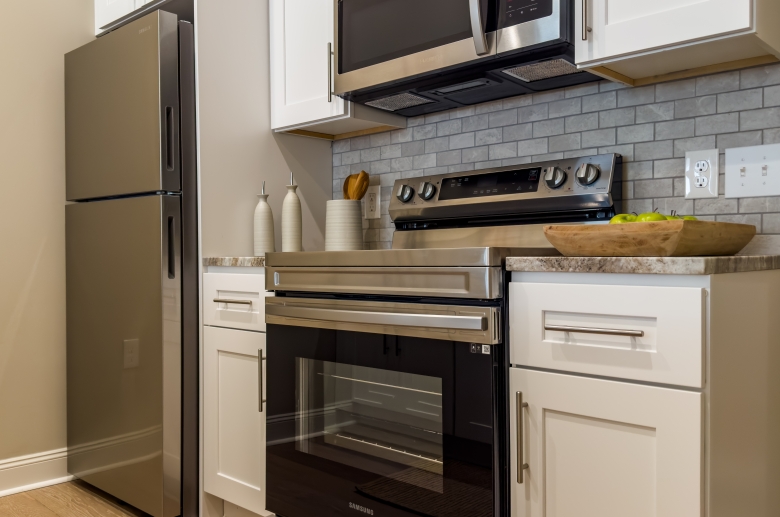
[264,154,621,517]
[66,11,198,517]
[334,0,598,117]
[66,12,180,201]
[388,154,621,222]
[334,0,496,95]
[265,265,503,299]
[266,297,501,344]
[66,195,181,517]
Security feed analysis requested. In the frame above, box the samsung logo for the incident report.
[349,502,374,515]
[420,54,442,64]
[139,25,151,34]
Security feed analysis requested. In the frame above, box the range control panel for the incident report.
[389,154,622,222]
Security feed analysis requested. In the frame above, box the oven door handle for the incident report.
[266,304,487,331]
[469,0,490,56]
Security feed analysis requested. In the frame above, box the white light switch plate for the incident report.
[123,339,140,369]
[726,143,780,198]
[364,185,380,219]
[685,149,719,199]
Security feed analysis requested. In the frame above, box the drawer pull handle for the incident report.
[214,298,252,306]
[516,391,529,483]
[545,324,644,338]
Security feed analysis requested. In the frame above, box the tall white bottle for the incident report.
[253,181,275,256]
[282,172,302,252]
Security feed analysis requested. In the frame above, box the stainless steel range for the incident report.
[263,154,622,517]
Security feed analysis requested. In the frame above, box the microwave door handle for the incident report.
[469,0,489,55]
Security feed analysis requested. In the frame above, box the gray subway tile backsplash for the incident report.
[332,64,780,248]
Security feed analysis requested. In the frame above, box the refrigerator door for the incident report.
[66,195,181,517]
[66,11,180,201]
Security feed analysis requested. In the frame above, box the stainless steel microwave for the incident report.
[333,0,600,117]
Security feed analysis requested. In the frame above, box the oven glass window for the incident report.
[266,326,497,517]
[339,0,475,74]
[296,359,445,493]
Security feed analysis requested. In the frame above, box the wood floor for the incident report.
[0,480,150,517]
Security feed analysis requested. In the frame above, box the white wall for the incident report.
[0,0,94,494]
[197,0,332,257]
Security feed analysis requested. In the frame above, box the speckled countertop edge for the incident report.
[506,255,780,275]
[203,257,265,267]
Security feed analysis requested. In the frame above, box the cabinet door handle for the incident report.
[582,0,592,41]
[545,324,644,338]
[258,350,266,412]
[213,298,252,306]
[327,42,333,102]
[516,391,529,483]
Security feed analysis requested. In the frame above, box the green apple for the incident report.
[666,210,682,220]
[636,211,669,222]
[610,213,637,224]
[682,215,698,221]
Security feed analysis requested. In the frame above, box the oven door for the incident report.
[334,0,497,95]
[265,297,504,517]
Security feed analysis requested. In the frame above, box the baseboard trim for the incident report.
[0,448,73,498]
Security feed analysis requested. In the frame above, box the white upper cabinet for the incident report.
[576,0,780,83]
[270,0,345,129]
[269,0,404,136]
[577,0,752,64]
[94,0,153,34]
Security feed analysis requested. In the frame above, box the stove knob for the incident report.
[576,163,601,185]
[544,167,567,189]
[396,184,414,203]
[419,181,437,200]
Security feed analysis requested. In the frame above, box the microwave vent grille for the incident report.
[502,59,582,83]
[366,92,435,112]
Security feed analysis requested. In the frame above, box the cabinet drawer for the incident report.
[510,282,705,388]
[204,272,270,332]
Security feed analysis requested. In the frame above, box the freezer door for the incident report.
[65,11,180,201]
[66,195,181,517]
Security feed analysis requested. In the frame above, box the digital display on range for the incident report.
[438,168,541,201]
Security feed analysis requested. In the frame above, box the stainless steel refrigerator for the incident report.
[65,10,198,517]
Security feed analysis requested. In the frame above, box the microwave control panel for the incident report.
[500,0,554,29]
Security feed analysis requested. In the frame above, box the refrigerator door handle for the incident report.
[164,106,175,171]
[167,215,176,279]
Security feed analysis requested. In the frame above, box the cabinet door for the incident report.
[204,326,267,515]
[94,0,151,33]
[576,0,753,65]
[270,0,346,130]
[510,368,702,517]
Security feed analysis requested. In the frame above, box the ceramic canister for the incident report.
[253,184,275,256]
[282,174,303,252]
[325,200,363,251]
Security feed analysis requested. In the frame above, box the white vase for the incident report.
[282,176,302,252]
[253,190,275,257]
[325,200,364,251]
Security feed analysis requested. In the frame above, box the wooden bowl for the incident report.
[543,220,756,257]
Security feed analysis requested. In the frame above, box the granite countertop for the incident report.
[204,257,265,267]
[506,255,780,275]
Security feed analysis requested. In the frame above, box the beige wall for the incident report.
[0,1,94,460]
[197,0,332,257]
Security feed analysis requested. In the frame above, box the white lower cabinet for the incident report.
[509,367,702,517]
[204,325,268,516]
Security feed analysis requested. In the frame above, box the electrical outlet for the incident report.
[364,185,380,219]
[726,143,780,198]
[685,149,719,199]
[123,339,140,369]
